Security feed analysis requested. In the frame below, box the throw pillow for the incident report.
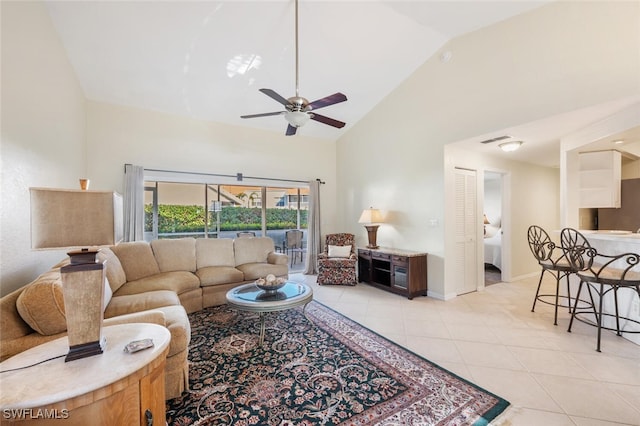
[328,244,351,258]
[17,271,113,336]
[98,247,127,293]
[16,274,66,336]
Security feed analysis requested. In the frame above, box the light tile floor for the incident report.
[289,272,640,426]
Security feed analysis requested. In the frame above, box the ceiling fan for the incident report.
[240,0,347,136]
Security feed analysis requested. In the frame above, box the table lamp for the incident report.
[30,187,123,361]
[358,207,383,249]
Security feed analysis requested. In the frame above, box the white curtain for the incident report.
[304,179,321,274]
[124,164,144,242]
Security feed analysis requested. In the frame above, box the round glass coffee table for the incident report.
[226,282,313,346]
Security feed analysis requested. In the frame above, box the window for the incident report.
[144,182,209,240]
[143,180,308,248]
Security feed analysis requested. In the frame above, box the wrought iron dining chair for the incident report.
[527,225,577,325]
[561,227,640,352]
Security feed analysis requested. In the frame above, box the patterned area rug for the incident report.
[166,301,509,425]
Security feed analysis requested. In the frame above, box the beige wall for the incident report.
[0,2,337,296]
[336,1,640,297]
[85,101,337,197]
[443,146,560,295]
[84,100,337,233]
[2,1,639,300]
[1,1,87,295]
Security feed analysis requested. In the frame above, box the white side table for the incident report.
[0,323,170,425]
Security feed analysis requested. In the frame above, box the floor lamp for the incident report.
[30,187,123,361]
[358,207,383,249]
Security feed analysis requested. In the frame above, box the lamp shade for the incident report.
[483,214,490,225]
[30,187,123,362]
[358,208,383,224]
[30,188,123,249]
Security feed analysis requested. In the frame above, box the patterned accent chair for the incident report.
[317,233,357,285]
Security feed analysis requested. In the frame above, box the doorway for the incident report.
[483,171,505,285]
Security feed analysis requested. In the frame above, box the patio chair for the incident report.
[283,230,304,267]
[237,231,256,238]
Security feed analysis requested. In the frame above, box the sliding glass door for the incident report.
[144,180,308,264]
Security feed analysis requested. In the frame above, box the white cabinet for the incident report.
[579,151,621,208]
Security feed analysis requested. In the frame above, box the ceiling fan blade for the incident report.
[310,113,346,128]
[241,111,285,119]
[260,88,291,107]
[286,124,297,136]
[307,93,348,111]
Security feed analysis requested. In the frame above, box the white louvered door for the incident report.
[454,168,478,295]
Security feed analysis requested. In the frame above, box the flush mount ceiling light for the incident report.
[499,140,523,152]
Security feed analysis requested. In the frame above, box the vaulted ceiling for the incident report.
[44,1,638,167]
[45,1,550,138]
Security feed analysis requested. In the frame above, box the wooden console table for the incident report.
[0,323,170,425]
[358,247,428,299]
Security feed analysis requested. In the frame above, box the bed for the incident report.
[484,226,502,270]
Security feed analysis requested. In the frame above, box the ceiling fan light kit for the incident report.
[285,111,311,127]
[240,0,347,136]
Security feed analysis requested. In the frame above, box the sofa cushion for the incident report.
[98,247,127,292]
[151,238,196,273]
[196,266,244,286]
[104,290,181,318]
[234,237,275,266]
[15,272,66,336]
[111,241,160,282]
[196,238,235,268]
[113,271,200,297]
[104,305,189,358]
[236,263,288,281]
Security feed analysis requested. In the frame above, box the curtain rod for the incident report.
[126,164,324,185]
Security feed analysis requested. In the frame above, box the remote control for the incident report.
[124,338,154,353]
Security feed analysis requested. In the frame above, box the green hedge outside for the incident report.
[144,205,308,233]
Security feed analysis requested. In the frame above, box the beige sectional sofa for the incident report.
[0,237,288,400]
